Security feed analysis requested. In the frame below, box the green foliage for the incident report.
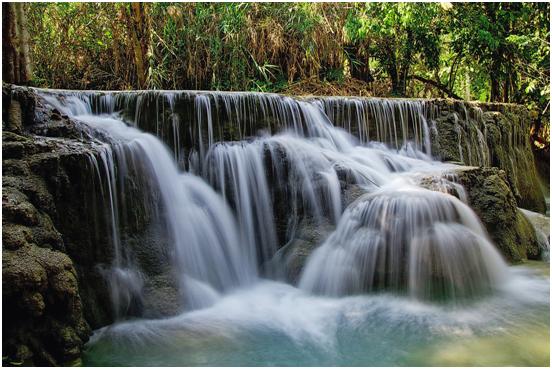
[344,3,444,95]
[447,3,550,111]
[24,2,549,118]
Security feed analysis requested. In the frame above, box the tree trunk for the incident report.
[503,75,510,103]
[124,3,149,89]
[345,44,374,83]
[490,62,501,102]
[395,31,413,97]
[385,50,401,96]
[2,3,32,85]
[389,64,400,96]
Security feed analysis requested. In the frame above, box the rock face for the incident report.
[2,84,182,365]
[2,86,111,365]
[454,167,539,262]
[431,100,545,213]
[3,245,89,366]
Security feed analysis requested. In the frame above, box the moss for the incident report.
[516,212,540,260]
[2,223,33,250]
[456,167,540,262]
[433,101,546,214]
[2,187,40,226]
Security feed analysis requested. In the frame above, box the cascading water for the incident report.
[41,93,258,312]
[32,88,548,366]
[299,184,507,301]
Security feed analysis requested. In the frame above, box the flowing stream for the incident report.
[36,89,549,366]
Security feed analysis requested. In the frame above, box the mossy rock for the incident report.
[455,167,539,262]
[2,245,91,365]
[432,101,546,214]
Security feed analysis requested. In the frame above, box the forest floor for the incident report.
[281,77,379,97]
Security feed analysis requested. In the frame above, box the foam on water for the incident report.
[84,267,548,366]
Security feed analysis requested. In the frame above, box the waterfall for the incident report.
[40,92,257,314]
[299,184,508,301]
[35,88,510,313]
[203,140,279,273]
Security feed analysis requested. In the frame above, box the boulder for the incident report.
[453,167,539,262]
[274,217,335,284]
[519,209,550,260]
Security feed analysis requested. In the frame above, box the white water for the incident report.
[34,89,549,366]
[84,269,548,366]
[41,94,257,311]
[299,185,508,300]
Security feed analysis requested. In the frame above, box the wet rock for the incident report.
[3,187,40,226]
[141,274,183,318]
[29,116,83,139]
[21,291,46,317]
[342,184,368,207]
[2,85,105,365]
[2,141,26,159]
[3,244,91,365]
[520,209,550,259]
[454,167,539,262]
[2,223,33,250]
[432,101,545,213]
[275,217,335,283]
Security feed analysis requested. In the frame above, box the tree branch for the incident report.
[409,75,463,100]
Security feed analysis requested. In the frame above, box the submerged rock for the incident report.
[299,185,509,301]
[274,217,335,283]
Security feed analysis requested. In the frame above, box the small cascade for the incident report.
[445,106,491,167]
[203,140,279,272]
[85,116,258,308]
[87,146,146,319]
[34,88,499,169]
[299,184,508,301]
[31,89,440,161]
[40,93,258,315]
[318,97,434,155]
[200,99,442,275]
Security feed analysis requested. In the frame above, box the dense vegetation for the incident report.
[19,3,552,131]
